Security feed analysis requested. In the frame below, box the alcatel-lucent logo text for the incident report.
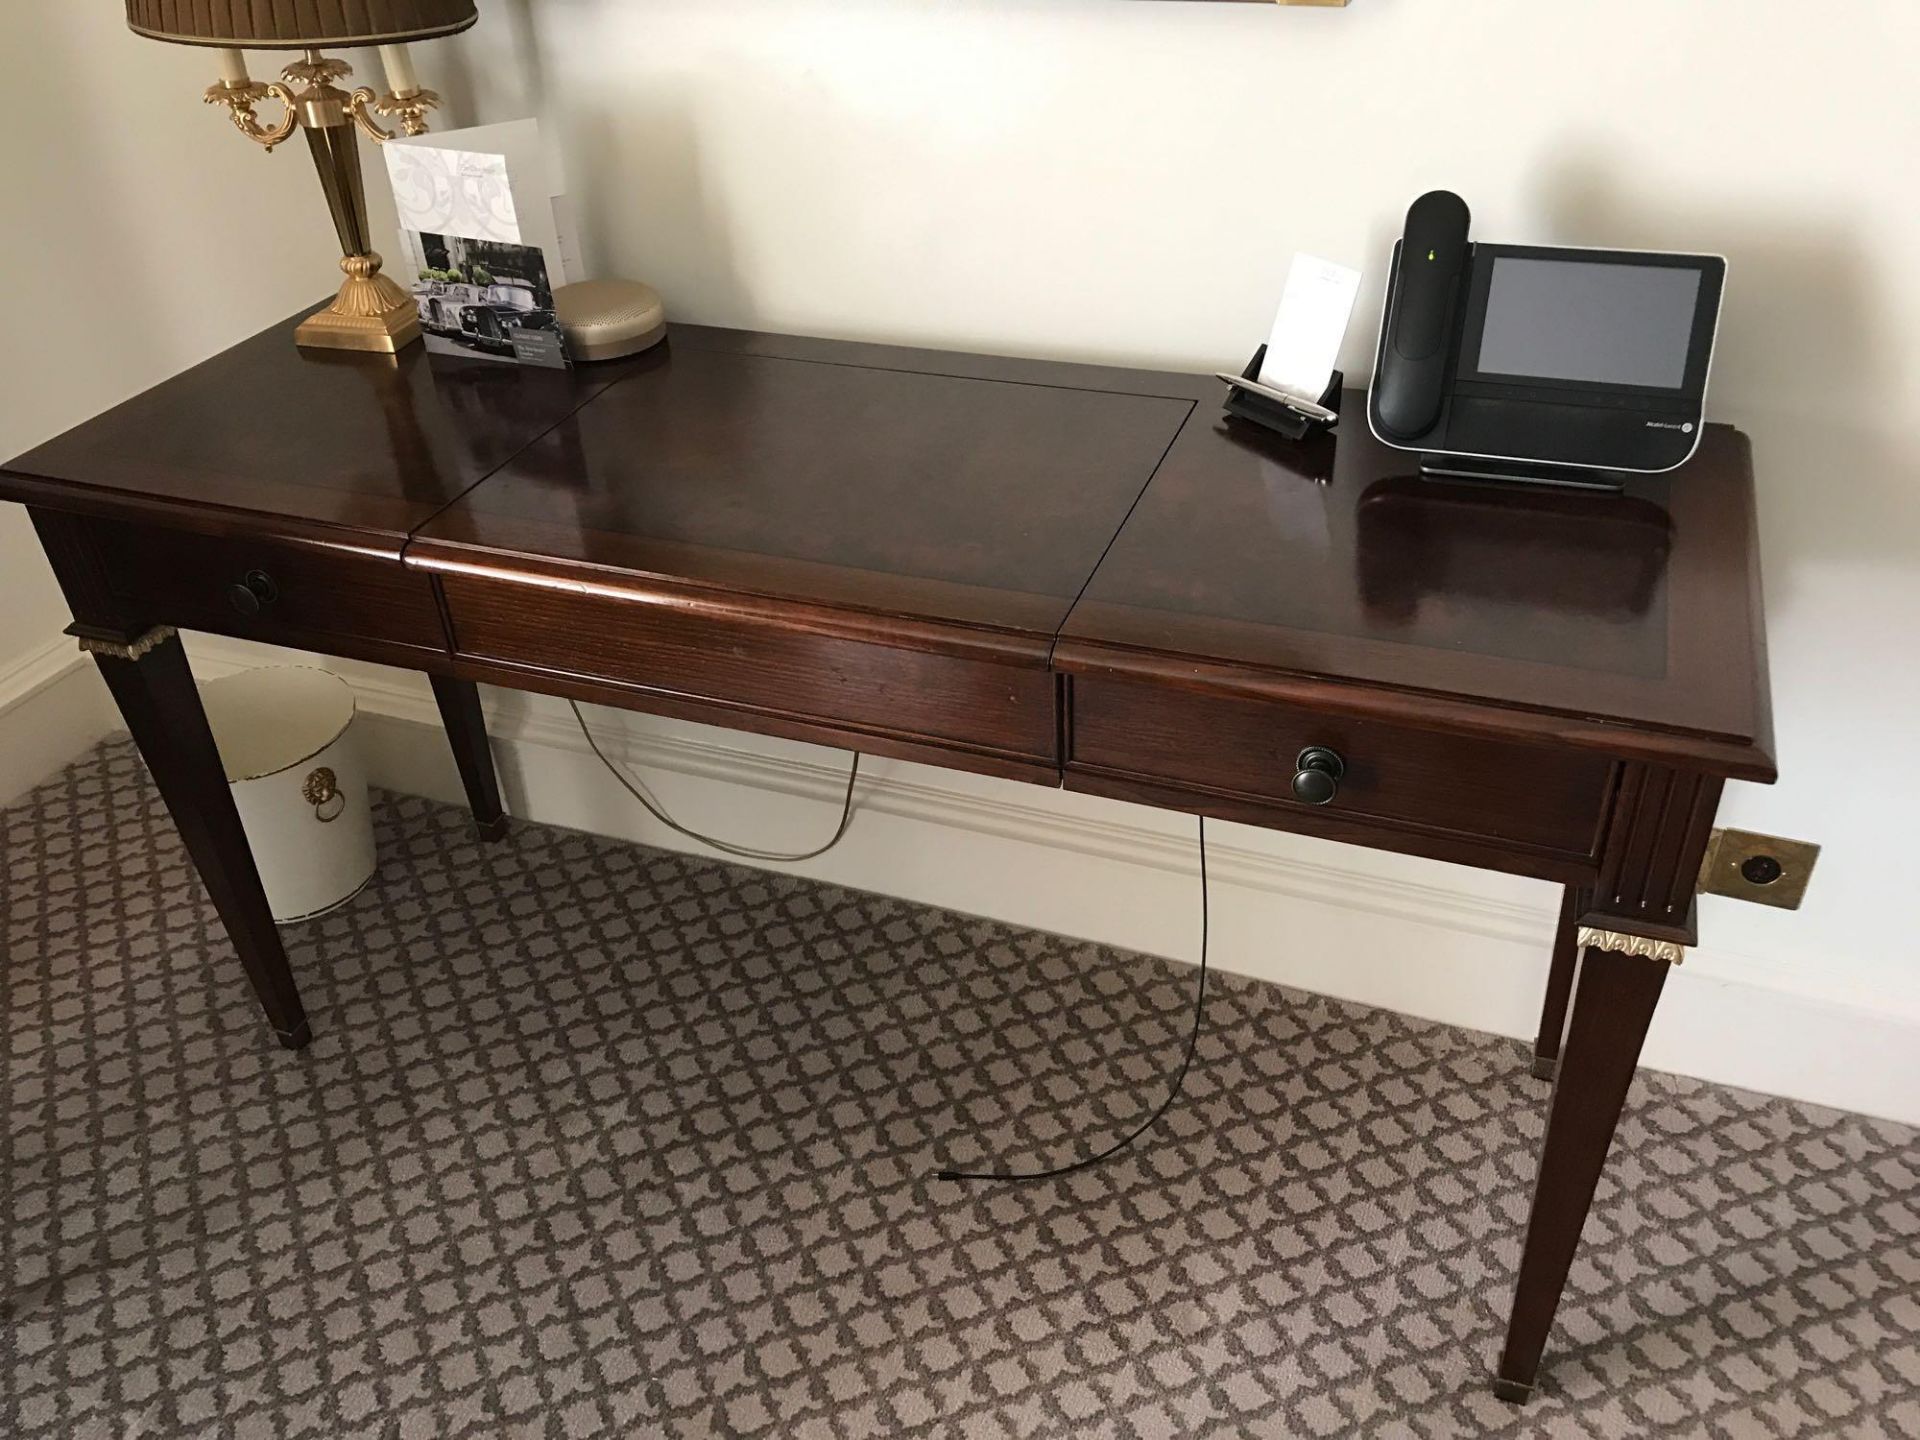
[1644,419,1695,433]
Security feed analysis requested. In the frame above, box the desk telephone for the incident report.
[1368,191,1725,489]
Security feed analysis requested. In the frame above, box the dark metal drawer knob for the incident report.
[1292,746,1346,806]
[227,570,279,616]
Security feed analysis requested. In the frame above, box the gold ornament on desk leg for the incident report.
[126,1,478,354]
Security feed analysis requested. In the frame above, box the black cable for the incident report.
[568,698,861,863]
[936,815,1210,1184]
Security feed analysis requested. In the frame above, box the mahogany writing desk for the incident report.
[1,315,1775,1403]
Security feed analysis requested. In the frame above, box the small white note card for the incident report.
[1258,254,1363,403]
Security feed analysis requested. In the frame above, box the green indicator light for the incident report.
[1427,249,1436,260]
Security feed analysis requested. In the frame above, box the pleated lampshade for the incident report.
[125,0,477,47]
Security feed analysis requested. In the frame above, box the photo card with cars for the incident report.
[397,230,566,368]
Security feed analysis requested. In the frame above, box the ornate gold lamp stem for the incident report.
[204,47,446,353]
[127,1,474,354]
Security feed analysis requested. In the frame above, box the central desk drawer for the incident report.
[439,574,1058,768]
[1068,675,1612,861]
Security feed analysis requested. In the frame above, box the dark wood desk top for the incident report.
[0,315,633,555]
[1,313,1772,781]
[408,325,1195,640]
[1057,403,1776,781]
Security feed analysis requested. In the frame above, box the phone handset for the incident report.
[1371,191,1471,442]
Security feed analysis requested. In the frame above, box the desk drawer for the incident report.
[440,574,1057,771]
[1068,675,1611,862]
[91,518,448,661]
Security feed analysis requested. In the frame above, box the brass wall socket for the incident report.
[1697,829,1821,910]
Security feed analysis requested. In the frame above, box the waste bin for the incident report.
[199,666,376,922]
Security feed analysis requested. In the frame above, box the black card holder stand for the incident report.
[1221,345,1342,441]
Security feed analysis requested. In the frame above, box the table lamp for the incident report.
[126,1,478,354]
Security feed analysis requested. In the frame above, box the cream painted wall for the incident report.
[430,0,1920,1008]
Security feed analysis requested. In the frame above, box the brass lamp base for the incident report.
[205,53,438,356]
[295,302,419,353]
[294,253,422,353]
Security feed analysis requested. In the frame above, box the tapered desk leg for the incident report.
[92,631,312,1050]
[1494,942,1668,1402]
[430,674,508,842]
[1531,887,1584,1080]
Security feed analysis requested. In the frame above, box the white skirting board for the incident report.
[0,636,121,810]
[9,632,1917,1126]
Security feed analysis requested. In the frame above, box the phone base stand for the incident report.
[1221,346,1342,441]
[1418,453,1628,493]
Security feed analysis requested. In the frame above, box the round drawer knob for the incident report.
[227,570,278,616]
[1292,746,1346,806]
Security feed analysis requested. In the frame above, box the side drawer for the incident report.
[90,518,449,662]
[1068,675,1611,862]
[440,574,1058,772]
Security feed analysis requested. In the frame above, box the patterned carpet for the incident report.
[3,740,1918,1439]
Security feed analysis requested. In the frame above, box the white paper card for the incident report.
[385,119,579,283]
[385,144,521,242]
[1258,254,1362,403]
